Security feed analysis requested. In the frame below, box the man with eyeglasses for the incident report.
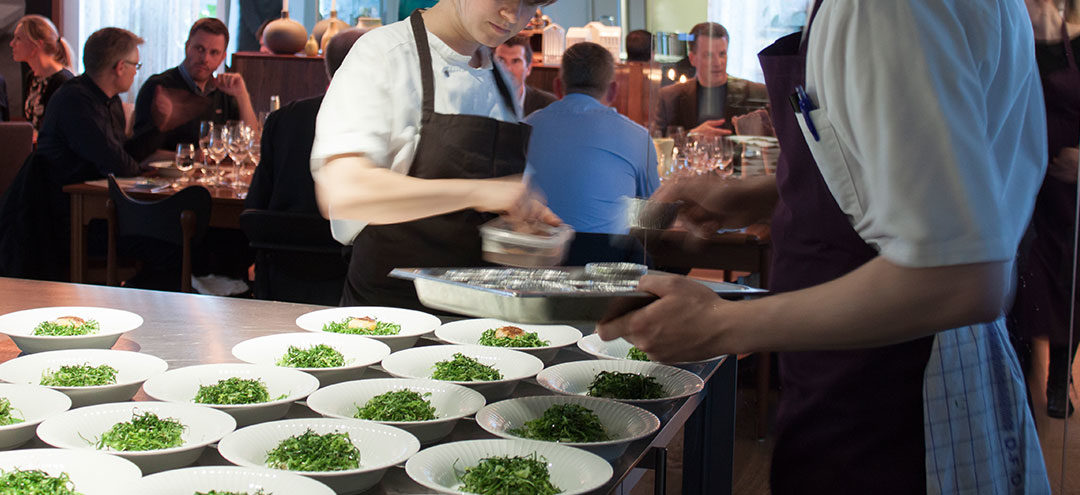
[127,17,257,162]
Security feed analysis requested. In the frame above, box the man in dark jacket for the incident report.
[495,35,557,117]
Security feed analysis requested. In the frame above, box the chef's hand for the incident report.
[597,274,727,363]
[1049,147,1079,183]
[474,177,562,226]
[690,119,733,137]
[212,73,249,98]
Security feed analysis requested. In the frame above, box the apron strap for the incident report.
[1061,18,1078,71]
[409,10,437,118]
[490,59,518,117]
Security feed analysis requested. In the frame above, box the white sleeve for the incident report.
[807,0,1046,267]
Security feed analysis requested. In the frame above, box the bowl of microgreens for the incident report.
[536,360,705,406]
[405,438,612,495]
[217,417,420,495]
[0,348,168,407]
[381,344,545,402]
[474,395,660,461]
[231,332,391,387]
[0,383,72,450]
[142,363,319,427]
[131,465,336,495]
[576,334,724,366]
[295,306,442,353]
[0,306,143,354]
[433,318,582,364]
[36,401,236,475]
[0,448,142,495]
[306,377,486,445]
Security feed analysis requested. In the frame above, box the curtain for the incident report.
[708,0,809,83]
[78,1,209,103]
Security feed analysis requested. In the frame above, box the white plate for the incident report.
[434,318,581,364]
[295,306,442,352]
[405,439,612,495]
[0,306,143,354]
[576,334,723,366]
[36,401,236,474]
[231,332,390,387]
[0,383,71,450]
[147,160,183,177]
[725,135,779,147]
[475,395,659,461]
[0,349,168,407]
[0,448,141,495]
[218,417,420,495]
[536,359,704,405]
[142,363,319,427]
[380,344,544,402]
[130,465,335,495]
[306,378,486,445]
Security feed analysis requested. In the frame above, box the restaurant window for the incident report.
[78,1,212,103]
[318,0,382,24]
[708,0,809,82]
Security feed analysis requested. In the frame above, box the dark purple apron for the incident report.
[342,10,530,310]
[1009,20,1080,345]
[759,3,933,493]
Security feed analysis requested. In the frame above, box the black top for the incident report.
[697,81,727,122]
[22,68,74,129]
[1035,34,1080,76]
[0,74,8,121]
[127,66,241,162]
[245,95,322,215]
[35,74,142,185]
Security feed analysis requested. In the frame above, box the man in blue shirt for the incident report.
[525,42,659,235]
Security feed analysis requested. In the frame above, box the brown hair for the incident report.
[559,42,614,97]
[15,15,73,69]
[1068,0,1080,23]
[626,29,652,62]
[325,28,367,79]
[188,17,230,45]
[83,27,144,76]
[689,22,728,53]
[501,35,533,64]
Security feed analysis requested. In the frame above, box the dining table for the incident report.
[0,276,740,494]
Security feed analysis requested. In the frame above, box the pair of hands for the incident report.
[151,73,249,133]
[689,119,732,137]
[476,177,561,227]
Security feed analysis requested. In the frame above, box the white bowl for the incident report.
[296,306,441,353]
[36,401,236,474]
[0,349,168,407]
[306,378,486,445]
[405,439,613,495]
[536,360,704,405]
[218,417,420,495]
[130,465,335,495]
[577,334,723,365]
[0,306,143,354]
[0,448,141,495]
[475,395,660,461]
[381,344,544,402]
[0,383,71,450]
[434,318,582,364]
[142,363,319,427]
[231,332,391,387]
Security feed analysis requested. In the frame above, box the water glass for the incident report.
[197,121,215,183]
[174,143,196,185]
[205,128,229,186]
[226,125,252,187]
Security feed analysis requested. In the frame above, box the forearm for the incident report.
[235,91,258,129]
[723,256,1006,354]
[710,175,778,227]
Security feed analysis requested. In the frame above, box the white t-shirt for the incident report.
[310,18,520,243]
[801,0,1048,270]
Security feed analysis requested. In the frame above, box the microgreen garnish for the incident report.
[626,347,650,361]
[40,364,118,387]
[276,344,345,368]
[587,371,664,400]
[354,389,436,421]
[431,353,502,382]
[456,453,560,495]
[508,403,608,442]
[32,318,100,337]
[477,327,549,348]
[0,397,24,426]
[193,377,280,405]
[95,411,185,451]
[264,429,360,472]
[322,317,401,336]
[0,468,82,494]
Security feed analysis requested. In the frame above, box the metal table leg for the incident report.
[682,355,737,495]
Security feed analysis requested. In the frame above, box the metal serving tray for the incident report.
[390,267,768,324]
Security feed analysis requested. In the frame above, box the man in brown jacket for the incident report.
[655,22,768,137]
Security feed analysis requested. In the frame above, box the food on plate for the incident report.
[626,347,649,362]
[275,344,345,368]
[353,389,436,422]
[476,326,549,348]
[586,371,664,400]
[193,377,279,405]
[40,364,118,387]
[322,317,401,336]
[32,317,101,336]
[456,453,560,495]
[431,353,502,382]
[264,429,360,472]
[0,397,24,426]
[508,403,608,443]
[96,411,185,451]
[0,468,81,494]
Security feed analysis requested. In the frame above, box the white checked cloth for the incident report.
[923,318,1050,494]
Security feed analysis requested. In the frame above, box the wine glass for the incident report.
[174,143,196,186]
[205,127,229,186]
[715,136,736,177]
[197,121,215,183]
[226,124,251,187]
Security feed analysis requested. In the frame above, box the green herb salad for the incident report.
[322,317,400,336]
[476,326,549,348]
[586,371,664,400]
[95,411,185,451]
[40,364,118,387]
[354,389,437,422]
[32,316,100,337]
[432,353,502,382]
[0,397,23,426]
[265,429,360,472]
[456,453,560,495]
[276,344,345,368]
[193,377,281,405]
[0,468,82,495]
[509,403,608,443]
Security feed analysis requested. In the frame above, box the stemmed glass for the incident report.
[226,124,251,188]
[174,143,196,186]
[205,127,229,186]
[197,121,214,184]
[714,136,735,177]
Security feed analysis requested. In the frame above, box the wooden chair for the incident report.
[238,209,348,305]
[0,122,34,198]
[105,175,211,292]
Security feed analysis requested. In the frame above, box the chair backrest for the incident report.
[239,208,341,254]
[107,175,212,244]
[239,208,347,305]
[0,122,34,198]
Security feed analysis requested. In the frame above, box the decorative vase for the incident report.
[355,17,383,30]
[319,16,344,54]
[263,10,308,55]
[304,34,319,56]
[314,10,350,45]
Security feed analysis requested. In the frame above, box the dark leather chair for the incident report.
[106,175,211,292]
[238,209,348,305]
[0,122,34,198]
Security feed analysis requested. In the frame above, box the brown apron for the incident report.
[342,10,531,310]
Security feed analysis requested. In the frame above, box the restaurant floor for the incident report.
[630,341,1080,494]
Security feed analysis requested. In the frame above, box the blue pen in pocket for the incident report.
[791,85,821,142]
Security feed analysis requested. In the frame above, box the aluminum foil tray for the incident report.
[390,267,768,324]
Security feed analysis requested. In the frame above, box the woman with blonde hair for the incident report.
[9,15,74,130]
